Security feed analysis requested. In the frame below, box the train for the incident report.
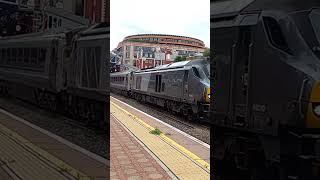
[110,58,210,120]
[211,0,320,179]
[0,23,109,130]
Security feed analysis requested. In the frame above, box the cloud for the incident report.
[110,0,210,49]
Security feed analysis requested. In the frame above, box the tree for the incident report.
[203,48,210,57]
[175,55,187,62]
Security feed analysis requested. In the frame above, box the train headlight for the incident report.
[205,87,210,102]
[314,104,320,117]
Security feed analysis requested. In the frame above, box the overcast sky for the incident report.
[110,0,210,50]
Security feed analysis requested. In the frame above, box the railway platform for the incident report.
[0,109,108,180]
[110,96,210,180]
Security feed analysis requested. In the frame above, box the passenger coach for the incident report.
[0,23,109,129]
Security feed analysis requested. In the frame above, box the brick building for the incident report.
[85,0,109,23]
[0,0,108,36]
[113,34,206,69]
[135,58,172,70]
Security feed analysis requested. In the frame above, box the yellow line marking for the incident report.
[0,121,92,180]
[110,101,210,171]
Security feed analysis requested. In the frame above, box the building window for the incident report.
[49,16,52,28]
[53,17,57,28]
[58,19,62,27]
[75,0,84,16]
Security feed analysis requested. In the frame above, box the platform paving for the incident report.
[110,115,173,180]
[0,109,108,180]
[110,99,210,180]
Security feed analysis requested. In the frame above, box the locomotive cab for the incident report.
[211,0,320,179]
[186,59,210,118]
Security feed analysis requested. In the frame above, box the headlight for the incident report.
[208,94,210,99]
[314,104,320,116]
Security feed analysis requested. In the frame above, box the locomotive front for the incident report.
[280,8,320,130]
[189,59,210,119]
[262,8,320,179]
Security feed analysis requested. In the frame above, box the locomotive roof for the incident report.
[211,0,320,19]
[211,0,255,19]
[110,70,132,76]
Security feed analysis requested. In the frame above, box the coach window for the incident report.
[8,48,11,63]
[0,49,3,64]
[18,48,23,62]
[58,19,62,27]
[3,49,7,64]
[49,16,52,29]
[263,17,291,54]
[24,48,29,63]
[11,48,17,63]
[53,18,57,28]
[39,48,46,66]
[31,48,37,64]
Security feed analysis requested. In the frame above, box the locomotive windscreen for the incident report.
[310,10,320,45]
[202,61,210,79]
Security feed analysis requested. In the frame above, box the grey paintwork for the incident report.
[110,59,210,114]
[0,23,108,107]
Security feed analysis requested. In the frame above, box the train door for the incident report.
[212,26,238,126]
[231,15,258,128]
[130,72,133,89]
[183,70,189,100]
[125,75,128,90]
[155,74,162,93]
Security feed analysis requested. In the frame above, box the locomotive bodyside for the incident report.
[132,59,210,119]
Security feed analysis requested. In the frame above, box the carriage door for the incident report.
[130,72,133,89]
[125,75,128,89]
[231,17,256,128]
[183,70,189,100]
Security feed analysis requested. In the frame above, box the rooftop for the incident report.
[125,34,204,43]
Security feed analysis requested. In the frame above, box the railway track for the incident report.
[111,92,210,144]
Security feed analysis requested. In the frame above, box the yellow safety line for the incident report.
[110,101,210,171]
[0,122,92,180]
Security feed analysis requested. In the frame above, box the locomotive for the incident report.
[110,59,210,120]
[211,0,320,179]
[0,23,109,129]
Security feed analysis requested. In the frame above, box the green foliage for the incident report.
[150,128,162,135]
[175,55,187,62]
[203,48,210,57]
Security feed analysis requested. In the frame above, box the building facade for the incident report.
[0,0,108,36]
[113,34,206,69]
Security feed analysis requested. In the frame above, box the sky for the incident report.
[110,0,210,50]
